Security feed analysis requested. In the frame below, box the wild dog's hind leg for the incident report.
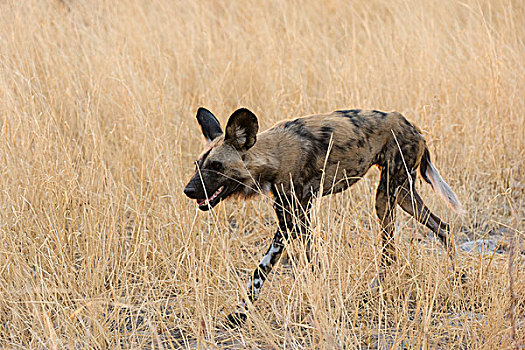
[375,169,399,269]
[397,183,458,262]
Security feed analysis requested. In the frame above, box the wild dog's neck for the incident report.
[243,131,283,191]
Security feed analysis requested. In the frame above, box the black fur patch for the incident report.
[283,119,303,129]
[372,110,387,118]
[283,118,331,153]
[419,148,432,185]
[320,125,334,135]
[349,117,363,128]
[278,120,337,199]
[336,109,362,115]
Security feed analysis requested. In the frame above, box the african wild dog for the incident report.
[184,107,464,326]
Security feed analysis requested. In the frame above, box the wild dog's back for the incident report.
[257,109,418,197]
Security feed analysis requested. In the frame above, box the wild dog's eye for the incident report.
[208,161,223,172]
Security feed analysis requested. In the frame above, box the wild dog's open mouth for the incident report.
[196,186,225,210]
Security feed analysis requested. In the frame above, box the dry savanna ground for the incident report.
[0,0,524,348]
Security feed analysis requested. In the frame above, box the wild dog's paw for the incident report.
[226,312,247,328]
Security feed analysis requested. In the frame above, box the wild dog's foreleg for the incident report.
[227,196,311,327]
[226,230,285,327]
[247,232,285,302]
[246,195,311,301]
[397,184,457,262]
[375,170,399,268]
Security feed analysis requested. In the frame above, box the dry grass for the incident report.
[0,0,523,348]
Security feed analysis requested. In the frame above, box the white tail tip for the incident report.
[426,161,466,215]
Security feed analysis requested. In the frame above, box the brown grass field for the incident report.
[0,0,523,348]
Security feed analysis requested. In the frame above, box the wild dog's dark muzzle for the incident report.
[183,175,203,200]
[184,173,229,211]
[183,185,197,199]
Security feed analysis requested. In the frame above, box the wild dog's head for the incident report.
[183,107,259,211]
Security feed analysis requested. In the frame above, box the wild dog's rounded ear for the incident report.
[196,107,223,143]
[225,108,259,150]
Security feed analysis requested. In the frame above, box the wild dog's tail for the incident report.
[419,147,465,214]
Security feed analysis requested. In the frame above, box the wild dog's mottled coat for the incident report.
[183,107,464,326]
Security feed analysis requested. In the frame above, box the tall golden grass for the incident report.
[0,0,523,348]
